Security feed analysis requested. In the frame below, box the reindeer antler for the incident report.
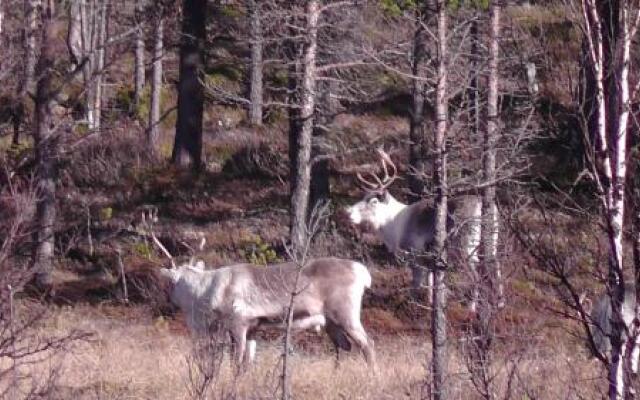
[356,148,398,192]
[141,207,176,269]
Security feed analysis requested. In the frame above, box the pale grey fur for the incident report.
[159,257,376,369]
[590,284,640,372]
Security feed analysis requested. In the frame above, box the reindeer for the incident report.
[346,149,482,309]
[157,257,376,370]
[588,284,640,373]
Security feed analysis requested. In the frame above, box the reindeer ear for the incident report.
[158,268,181,284]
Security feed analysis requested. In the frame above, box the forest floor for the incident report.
[3,302,603,400]
[1,112,608,399]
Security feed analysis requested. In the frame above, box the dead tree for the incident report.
[134,0,145,107]
[247,0,263,125]
[148,2,163,155]
[172,0,207,170]
[11,0,39,146]
[309,79,336,213]
[32,0,58,287]
[430,1,449,399]
[408,2,430,202]
[289,0,319,256]
[92,0,108,131]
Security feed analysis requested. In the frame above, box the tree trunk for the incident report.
[289,0,319,256]
[81,0,96,128]
[148,10,163,155]
[172,0,207,170]
[309,79,335,214]
[247,0,263,126]
[67,0,83,67]
[134,0,145,107]
[93,0,108,131]
[32,0,57,288]
[581,1,634,398]
[480,2,503,311]
[430,1,448,399]
[287,28,301,213]
[408,4,428,203]
[0,0,3,37]
[13,0,39,146]
[22,0,38,96]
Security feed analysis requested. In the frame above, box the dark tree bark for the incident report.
[13,0,39,146]
[172,0,207,170]
[430,1,449,399]
[289,0,319,256]
[309,79,336,214]
[408,3,429,203]
[32,0,57,288]
[22,0,38,96]
[134,0,145,107]
[247,0,263,125]
[148,9,163,155]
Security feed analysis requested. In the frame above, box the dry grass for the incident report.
[0,303,609,400]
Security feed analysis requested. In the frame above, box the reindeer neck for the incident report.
[377,195,407,229]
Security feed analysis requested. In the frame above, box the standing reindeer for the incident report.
[157,258,376,370]
[346,149,482,309]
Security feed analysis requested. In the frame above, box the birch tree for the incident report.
[479,1,502,313]
[92,0,108,131]
[579,1,639,398]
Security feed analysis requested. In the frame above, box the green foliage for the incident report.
[238,234,279,266]
[379,0,416,16]
[220,4,243,18]
[205,71,243,97]
[99,207,113,221]
[432,0,490,11]
[113,84,173,127]
[132,242,153,259]
[208,144,235,165]
[379,0,486,14]
[5,140,32,159]
[73,122,90,136]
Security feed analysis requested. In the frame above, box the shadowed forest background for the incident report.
[0,0,639,399]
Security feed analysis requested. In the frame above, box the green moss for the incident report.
[113,84,173,126]
[132,242,153,259]
[205,71,243,96]
[99,207,113,221]
[208,145,236,165]
[220,4,243,18]
[238,234,280,266]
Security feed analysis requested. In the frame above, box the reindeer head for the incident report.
[346,149,403,231]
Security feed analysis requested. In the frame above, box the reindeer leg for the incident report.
[342,322,376,370]
[325,319,351,370]
[229,323,248,374]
